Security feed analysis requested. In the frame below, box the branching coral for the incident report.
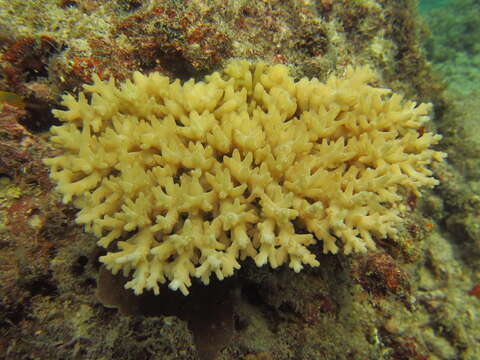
[44,60,445,295]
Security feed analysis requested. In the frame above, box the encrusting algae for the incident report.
[43,60,446,296]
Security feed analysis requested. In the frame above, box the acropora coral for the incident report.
[44,60,445,295]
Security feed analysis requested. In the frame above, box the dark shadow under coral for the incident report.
[96,267,235,360]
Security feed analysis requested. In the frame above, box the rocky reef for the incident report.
[0,1,478,359]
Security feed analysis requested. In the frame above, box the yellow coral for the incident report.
[44,61,445,295]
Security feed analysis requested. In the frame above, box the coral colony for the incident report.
[44,60,445,295]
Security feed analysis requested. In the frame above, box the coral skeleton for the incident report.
[44,60,445,295]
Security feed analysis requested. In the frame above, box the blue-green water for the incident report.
[419,0,480,96]
[419,0,450,12]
